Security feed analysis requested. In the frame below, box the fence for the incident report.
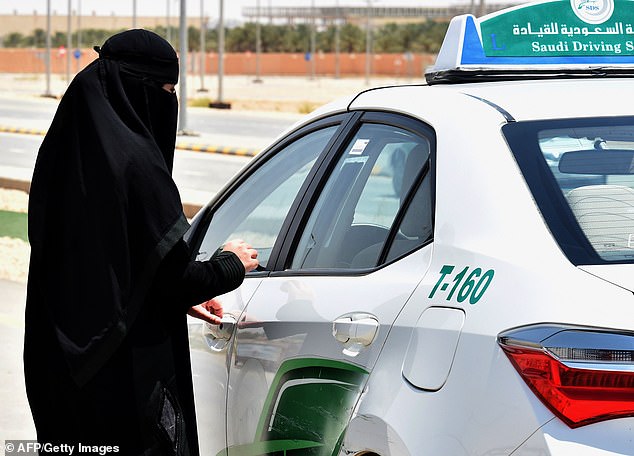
[0,48,436,78]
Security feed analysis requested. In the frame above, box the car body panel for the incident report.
[579,264,634,292]
[224,245,433,455]
[513,417,634,455]
[188,279,264,456]
[452,79,634,121]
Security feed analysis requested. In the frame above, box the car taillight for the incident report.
[498,324,634,428]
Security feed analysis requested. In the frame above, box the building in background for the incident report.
[0,11,198,37]
[241,4,520,25]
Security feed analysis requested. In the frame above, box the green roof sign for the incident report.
[428,0,634,81]
[482,0,634,57]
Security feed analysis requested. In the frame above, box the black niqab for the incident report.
[25,30,247,453]
[97,29,179,172]
[27,29,184,386]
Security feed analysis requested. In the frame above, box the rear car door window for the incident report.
[290,122,433,270]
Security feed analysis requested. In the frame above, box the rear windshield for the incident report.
[503,117,634,265]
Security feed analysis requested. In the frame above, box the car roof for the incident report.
[342,77,634,125]
[442,78,634,121]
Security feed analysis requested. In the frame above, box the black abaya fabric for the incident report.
[24,30,244,454]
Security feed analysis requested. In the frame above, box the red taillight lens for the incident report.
[501,343,634,428]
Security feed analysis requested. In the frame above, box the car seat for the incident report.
[566,184,634,260]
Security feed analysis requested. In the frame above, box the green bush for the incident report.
[0,210,28,242]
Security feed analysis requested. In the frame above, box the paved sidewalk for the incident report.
[0,279,36,440]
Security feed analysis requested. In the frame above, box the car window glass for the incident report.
[504,119,634,265]
[291,123,431,270]
[538,125,634,261]
[197,126,338,269]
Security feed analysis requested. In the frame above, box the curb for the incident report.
[0,177,203,219]
[0,177,30,194]
[0,126,47,136]
[175,143,259,157]
[0,125,260,158]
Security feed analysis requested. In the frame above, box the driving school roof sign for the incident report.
[428,0,634,81]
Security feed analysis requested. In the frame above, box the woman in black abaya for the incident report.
[24,30,258,455]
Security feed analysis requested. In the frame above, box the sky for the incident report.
[2,0,475,23]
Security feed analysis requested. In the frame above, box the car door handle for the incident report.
[332,314,379,346]
[202,314,238,351]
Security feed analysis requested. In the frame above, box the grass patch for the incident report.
[15,75,41,81]
[189,97,213,108]
[298,101,318,114]
[0,210,28,242]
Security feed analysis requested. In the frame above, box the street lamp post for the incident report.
[76,0,82,73]
[310,0,316,80]
[254,0,262,83]
[66,0,72,86]
[198,0,208,91]
[178,0,191,133]
[335,0,340,79]
[365,0,372,85]
[218,0,225,102]
[166,0,172,43]
[133,0,137,28]
[43,0,53,98]
[210,0,230,108]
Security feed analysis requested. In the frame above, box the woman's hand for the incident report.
[222,239,259,273]
[188,298,224,325]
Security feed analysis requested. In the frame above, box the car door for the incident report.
[187,114,355,456]
[224,112,436,456]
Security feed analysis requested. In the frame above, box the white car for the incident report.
[186,1,634,454]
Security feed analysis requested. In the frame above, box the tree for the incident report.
[76,28,123,49]
[51,32,66,48]
[4,32,25,48]
[317,25,336,52]
[339,23,364,53]
[261,24,291,52]
[226,23,256,52]
[425,21,450,53]
[374,22,403,53]
[205,28,218,52]
[187,25,201,51]
[1,21,449,54]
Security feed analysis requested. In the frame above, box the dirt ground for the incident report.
[0,188,29,284]
[0,73,413,114]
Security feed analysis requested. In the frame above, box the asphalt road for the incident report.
[0,96,57,127]
[0,96,299,147]
[0,133,40,170]
[0,96,302,204]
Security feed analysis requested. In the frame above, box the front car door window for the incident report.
[196,125,339,269]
